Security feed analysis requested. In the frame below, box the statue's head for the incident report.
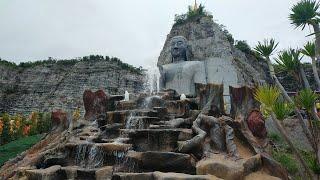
[170,36,189,63]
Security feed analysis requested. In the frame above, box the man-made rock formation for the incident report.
[158,16,270,95]
[0,59,144,115]
[0,87,288,180]
[83,90,109,121]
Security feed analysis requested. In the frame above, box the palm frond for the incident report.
[272,101,294,121]
[275,49,300,73]
[295,88,318,111]
[301,41,316,58]
[254,39,279,58]
[254,85,280,112]
[289,0,320,29]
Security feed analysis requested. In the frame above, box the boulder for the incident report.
[247,110,267,139]
[51,110,68,130]
[83,89,109,121]
[196,155,245,180]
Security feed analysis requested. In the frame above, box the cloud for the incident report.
[0,0,314,67]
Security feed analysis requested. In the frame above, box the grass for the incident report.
[0,134,42,167]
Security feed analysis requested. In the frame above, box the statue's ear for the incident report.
[186,45,193,61]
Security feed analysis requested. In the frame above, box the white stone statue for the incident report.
[159,36,207,96]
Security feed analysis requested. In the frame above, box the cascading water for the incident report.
[75,144,105,168]
[144,65,160,94]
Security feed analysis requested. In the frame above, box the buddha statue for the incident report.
[159,36,207,96]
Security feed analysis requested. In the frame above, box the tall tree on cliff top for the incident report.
[254,39,314,149]
[290,0,320,71]
[302,41,320,90]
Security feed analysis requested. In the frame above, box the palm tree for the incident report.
[302,41,320,90]
[290,0,320,66]
[254,39,314,147]
[254,85,313,178]
[292,49,311,89]
[275,50,303,87]
[296,89,320,167]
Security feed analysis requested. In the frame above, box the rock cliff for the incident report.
[0,59,144,114]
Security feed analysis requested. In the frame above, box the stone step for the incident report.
[125,151,196,174]
[120,129,193,152]
[112,171,220,180]
[100,110,159,127]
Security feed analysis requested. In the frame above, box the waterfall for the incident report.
[144,65,160,94]
[75,144,105,168]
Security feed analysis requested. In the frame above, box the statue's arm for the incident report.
[158,65,165,89]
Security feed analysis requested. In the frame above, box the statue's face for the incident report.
[170,36,188,62]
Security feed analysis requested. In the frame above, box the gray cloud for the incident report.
[0,0,314,67]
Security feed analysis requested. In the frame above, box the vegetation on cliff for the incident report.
[0,55,143,75]
[174,3,212,26]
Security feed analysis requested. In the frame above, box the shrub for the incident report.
[272,150,299,174]
[174,4,212,26]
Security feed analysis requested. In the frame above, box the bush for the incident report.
[272,150,299,174]
[0,55,143,75]
[174,4,212,26]
[0,112,52,145]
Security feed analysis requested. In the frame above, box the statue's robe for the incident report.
[161,61,207,96]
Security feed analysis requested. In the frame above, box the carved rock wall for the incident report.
[0,60,144,114]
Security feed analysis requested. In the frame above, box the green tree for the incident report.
[302,41,320,90]
[290,0,320,69]
[254,85,313,178]
[254,39,314,151]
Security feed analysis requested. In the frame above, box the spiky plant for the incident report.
[289,0,320,30]
[295,89,318,112]
[254,39,279,77]
[273,101,293,121]
[255,86,314,178]
[275,50,300,74]
[290,0,320,78]
[254,39,279,57]
[276,49,310,89]
[302,41,316,57]
[302,41,320,90]
[254,85,280,112]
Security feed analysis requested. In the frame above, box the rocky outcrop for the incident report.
[0,60,144,114]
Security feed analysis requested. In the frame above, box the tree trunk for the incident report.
[299,65,311,89]
[270,113,314,179]
[312,23,320,65]
[264,56,315,149]
[311,56,320,91]
[273,75,315,148]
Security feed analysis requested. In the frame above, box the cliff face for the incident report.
[158,16,271,88]
[0,60,144,114]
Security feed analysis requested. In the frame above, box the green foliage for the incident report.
[268,132,282,143]
[0,55,143,75]
[254,39,279,58]
[254,85,280,112]
[295,88,318,111]
[272,150,299,174]
[301,41,316,58]
[301,150,320,174]
[275,49,301,74]
[0,134,42,166]
[289,0,320,29]
[272,101,293,121]
[174,4,212,26]
[0,112,52,145]
[0,113,11,144]
[235,40,252,54]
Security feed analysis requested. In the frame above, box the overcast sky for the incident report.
[0,0,314,67]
